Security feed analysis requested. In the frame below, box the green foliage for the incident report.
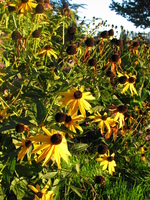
[0,0,150,200]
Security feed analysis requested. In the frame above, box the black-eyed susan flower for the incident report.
[38,45,57,60]
[118,72,138,96]
[31,127,71,168]
[64,113,84,135]
[28,182,53,200]
[111,105,128,129]
[96,150,116,176]
[122,75,138,96]
[0,108,9,123]
[139,145,145,162]
[17,0,37,14]
[89,112,116,135]
[15,138,32,161]
[59,85,95,117]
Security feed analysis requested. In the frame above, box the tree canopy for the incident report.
[109,0,150,29]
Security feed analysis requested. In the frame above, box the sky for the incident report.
[71,0,150,37]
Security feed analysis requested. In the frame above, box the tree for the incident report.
[109,0,150,29]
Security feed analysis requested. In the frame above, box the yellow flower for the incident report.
[64,113,84,137]
[59,86,95,117]
[0,108,9,123]
[31,127,71,168]
[118,72,138,96]
[89,112,116,134]
[28,182,53,200]
[96,150,116,176]
[38,45,57,60]
[109,105,128,129]
[17,0,37,14]
[15,138,32,161]
[139,145,145,162]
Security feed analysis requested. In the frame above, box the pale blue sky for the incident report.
[71,0,150,35]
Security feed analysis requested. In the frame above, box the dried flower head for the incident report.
[32,29,40,38]
[111,54,120,62]
[108,29,114,36]
[12,30,22,41]
[85,38,94,47]
[101,30,108,39]
[115,39,122,47]
[35,3,44,13]
[106,70,114,78]
[88,58,96,66]
[66,45,77,55]
[67,26,76,35]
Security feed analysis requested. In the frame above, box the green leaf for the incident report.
[36,100,47,124]
[71,143,89,152]
[10,177,28,199]
[42,171,58,179]
[69,185,82,198]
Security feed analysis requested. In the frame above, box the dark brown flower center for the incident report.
[12,31,22,41]
[74,90,82,99]
[44,45,50,50]
[36,191,43,198]
[32,29,40,38]
[35,4,44,13]
[65,115,72,123]
[115,39,122,47]
[16,123,25,133]
[85,38,94,47]
[117,105,128,113]
[128,77,135,83]
[25,139,32,148]
[106,70,114,78]
[107,156,114,162]
[66,45,76,55]
[118,76,128,84]
[88,58,96,66]
[108,29,114,36]
[112,54,120,63]
[21,0,29,3]
[94,175,105,184]
[67,26,76,35]
[55,112,66,123]
[101,116,107,120]
[133,41,139,48]
[101,30,108,39]
[0,115,3,120]
[51,134,62,145]
[98,144,108,154]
